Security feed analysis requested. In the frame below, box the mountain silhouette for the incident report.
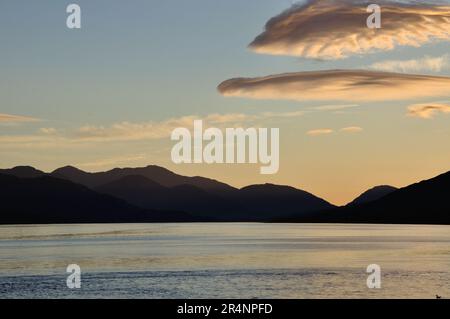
[95,176,332,221]
[2,165,449,224]
[280,171,450,225]
[346,185,398,206]
[95,175,235,219]
[0,173,197,224]
[52,165,236,194]
[227,184,335,220]
[0,166,45,178]
[0,165,335,222]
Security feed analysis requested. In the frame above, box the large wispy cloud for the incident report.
[0,113,39,123]
[407,102,450,118]
[249,0,450,60]
[369,54,450,73]
[218,70,450,102]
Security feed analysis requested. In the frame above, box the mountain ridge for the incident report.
[276,171,450,225]
[51,165,236,195]
[2,165,450,224]
[1,165,335,222]
[0,173,198,224]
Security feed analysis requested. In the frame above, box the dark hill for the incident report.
[52,165,236,194]
[0,174,196,224]
[346,185,398,206]
[0,166,45,178]
[95,175,234,218]
[230,184,335,219]
[95,176,335,221]
[280,171,450,225]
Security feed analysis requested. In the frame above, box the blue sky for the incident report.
[1,1,296,123]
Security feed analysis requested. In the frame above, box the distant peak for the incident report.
[240,184,307,196]
[242,183,295,190]
[51,166,90,179]
[370,185,397,190]
[0,166,45,178]
[53,165,85,173]
[347,185,398,206]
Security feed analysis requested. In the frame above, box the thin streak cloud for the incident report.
[0,110,305,148]
[0,113,39,123]
[74,111,304,142]
[369,54,450,73]
[312,104,359,111]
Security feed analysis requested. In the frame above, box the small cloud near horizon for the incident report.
[307,129,334,136]
[407,102,450,119]
[307,126,363,136]
[39,127,58,135]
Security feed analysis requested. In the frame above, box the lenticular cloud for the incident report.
[249,0,450,60]
[218,70,450,102]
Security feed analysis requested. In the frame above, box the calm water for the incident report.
[0,223,449,299]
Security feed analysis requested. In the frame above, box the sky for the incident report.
[1,0,450,205]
